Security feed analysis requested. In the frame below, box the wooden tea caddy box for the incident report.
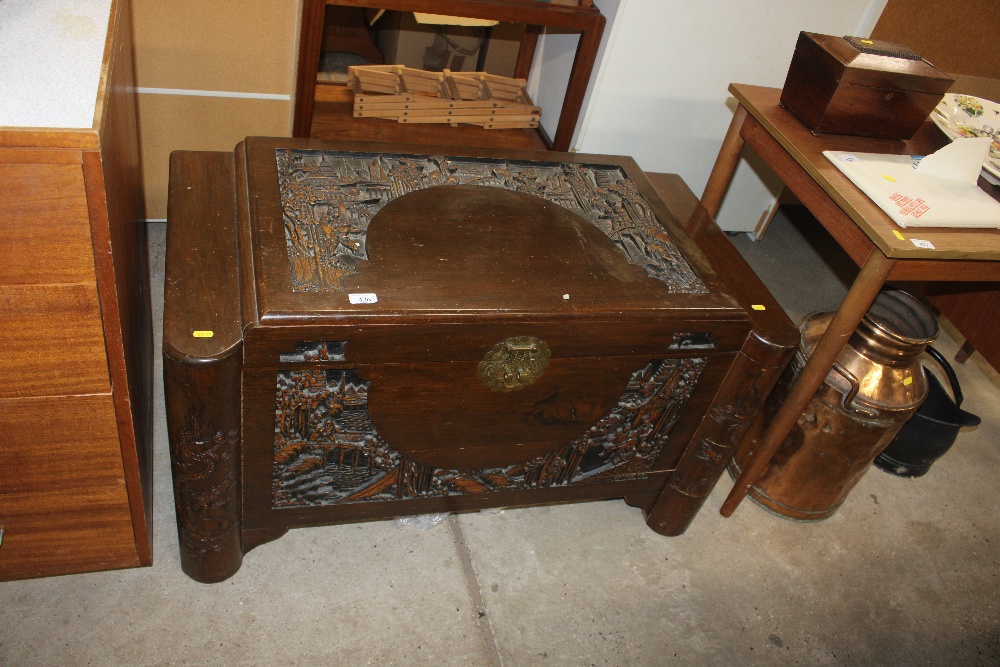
[780,32,953,139]
[164,137,796,583]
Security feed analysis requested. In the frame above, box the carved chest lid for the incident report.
[239,137,742,328]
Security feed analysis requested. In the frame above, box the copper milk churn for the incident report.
[731,290,938,520]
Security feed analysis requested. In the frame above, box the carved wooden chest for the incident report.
[164,137,796,582]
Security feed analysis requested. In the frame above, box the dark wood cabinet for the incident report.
[926,284,1000,371]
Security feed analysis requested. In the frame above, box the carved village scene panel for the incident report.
[275,149,708,294]
[272,356,708,508]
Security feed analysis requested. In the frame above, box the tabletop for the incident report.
[0,0,111,129]
[730,83,1000,266]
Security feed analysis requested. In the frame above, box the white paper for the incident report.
[915,136,991,184]
[824,138,1000,229]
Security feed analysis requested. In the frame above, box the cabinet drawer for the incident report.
[0,394,137,580]
[0,394,125,494]
[0,488,139,581]
[0,283,110,398]
[0,163,97,286]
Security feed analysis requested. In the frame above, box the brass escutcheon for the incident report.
[478,335,551,392]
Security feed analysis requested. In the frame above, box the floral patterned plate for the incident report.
[931,93,1000,180]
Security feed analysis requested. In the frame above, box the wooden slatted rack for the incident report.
[347,65,541,129]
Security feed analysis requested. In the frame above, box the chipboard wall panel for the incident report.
[131,0,300,219]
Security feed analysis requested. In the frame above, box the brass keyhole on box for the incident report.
[478,335,551,392]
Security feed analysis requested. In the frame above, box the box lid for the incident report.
[238,138,746,352]
[807,33,953,94]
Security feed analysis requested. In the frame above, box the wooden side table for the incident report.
[703,84,1000,517]
[294,0,605,151]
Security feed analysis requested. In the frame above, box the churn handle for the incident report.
[924,346,965,408]
[829,362,878,417]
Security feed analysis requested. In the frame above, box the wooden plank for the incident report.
[358,92,536,108]
[0,128,100,150]
[360,106,538,119]
[352,81,400,94]
[357,99,538,112]
[0,489,139,581]
[0,283,110,398]
[397,81,441,95]
[0,162,97,285]
[349,65,541,128]
[484,121,540,129]
[89,0,154,566]
[311,83,547,151]
[353,68,400,80]
[0,393,139,581]
[0,394,126,494]
[445,73,465,101]
[398,114,541,124]
[0,149,82,165]
[453,71,528,87]
[352,70,402,83]
[479,79,525,93]
[354,93,416,104]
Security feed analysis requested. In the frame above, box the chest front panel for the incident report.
[241,339,723,526]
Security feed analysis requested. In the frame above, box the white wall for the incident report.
[530,0,886,233]
[526,0,622,147]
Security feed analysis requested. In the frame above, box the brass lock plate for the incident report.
[478,335,551,392]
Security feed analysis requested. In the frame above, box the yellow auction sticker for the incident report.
[192,330,214,338]
[751,304,766,311]
[893,230,905,240]
[903,376,913,386]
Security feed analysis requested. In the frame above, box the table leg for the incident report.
[514,25,541,81]
[701,105,748,219]
[292,0,327,137]
[956,340,975,364]
[551,17,605,152]
[720,248,897,517]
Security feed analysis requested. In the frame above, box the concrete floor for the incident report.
[2,211,999,666]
